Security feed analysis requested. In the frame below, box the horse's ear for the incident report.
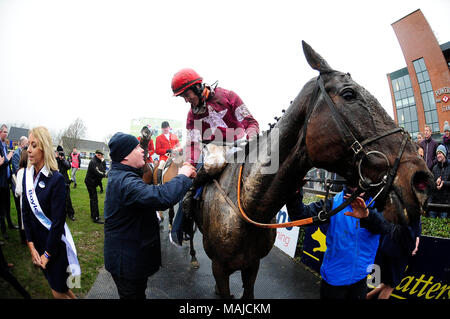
[302,40,333,74]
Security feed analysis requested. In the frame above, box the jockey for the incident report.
[137,125,155,164]
[171,68,259,165]
[169,68,259,245]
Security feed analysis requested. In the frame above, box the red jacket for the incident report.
[137,136,155,163]
[155,133,180,162]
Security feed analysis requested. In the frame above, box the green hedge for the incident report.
[294,194,449,262]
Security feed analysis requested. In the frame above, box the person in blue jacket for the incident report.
[286,184,394,299]
[104,132,196,299]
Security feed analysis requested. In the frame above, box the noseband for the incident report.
[305,76,410,221]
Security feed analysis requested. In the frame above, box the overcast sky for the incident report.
[1,0,449,143]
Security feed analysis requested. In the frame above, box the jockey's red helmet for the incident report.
[171,68,203,96]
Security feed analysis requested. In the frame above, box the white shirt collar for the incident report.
[31,165,50,177]
[40,165,50,177]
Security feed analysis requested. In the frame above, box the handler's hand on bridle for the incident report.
[343,194,369,219]
[179,162,197,178]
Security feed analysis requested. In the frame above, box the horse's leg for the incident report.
[168,206,174,230]
[212,260,233,299]
[240,260,260,299]
[189,225,199,269]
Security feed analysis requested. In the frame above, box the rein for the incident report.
[233,165,365,228]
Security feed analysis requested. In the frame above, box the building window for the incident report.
[413,58,440,133]
[392,74,419,137]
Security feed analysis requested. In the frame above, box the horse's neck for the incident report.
[141,137,149,157]
[240,97,311,222]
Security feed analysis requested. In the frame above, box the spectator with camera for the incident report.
[55,146,75,221]
[96,152,107,193]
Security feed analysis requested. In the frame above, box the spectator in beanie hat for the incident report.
[103,132,196,299]
[108,132,140,162]
[429,144,449,218]
[442,121,450,155]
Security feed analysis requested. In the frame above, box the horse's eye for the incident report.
[341,89,356,101]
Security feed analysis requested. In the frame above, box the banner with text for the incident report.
[301,224,450,300]
[274,207,300,258]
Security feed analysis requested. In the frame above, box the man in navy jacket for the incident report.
[104,132,196,299]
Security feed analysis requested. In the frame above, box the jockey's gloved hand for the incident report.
[246,128,258,140]
[166,149,172,154]
[235,136,247,148]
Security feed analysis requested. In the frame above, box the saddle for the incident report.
[156,158,174,185]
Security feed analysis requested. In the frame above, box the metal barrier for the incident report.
[303,187,338,197]
[302,168,450,212]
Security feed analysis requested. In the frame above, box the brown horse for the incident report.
[191,41,433,299]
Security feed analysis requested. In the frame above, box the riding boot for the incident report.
[181,166,213,219]
[181,187,196,220]
[157,169,163,184]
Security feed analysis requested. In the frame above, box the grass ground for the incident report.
[0,169,105,299]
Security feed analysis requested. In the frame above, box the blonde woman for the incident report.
[22,127,80,299]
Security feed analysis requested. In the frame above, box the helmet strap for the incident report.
[201,85,210,101]
[191,82,216,115]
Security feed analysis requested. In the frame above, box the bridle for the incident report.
[232,75,410,228]
[309,76,409,222]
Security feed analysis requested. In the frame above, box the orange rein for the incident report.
[236,165,314,228]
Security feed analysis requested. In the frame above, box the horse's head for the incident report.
[140,125,153,140]
[299,41,434,224]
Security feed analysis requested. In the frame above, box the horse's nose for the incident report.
[412,170,435,207]
[412,170,433,192]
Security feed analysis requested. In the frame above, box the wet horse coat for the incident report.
[191,41,433,299]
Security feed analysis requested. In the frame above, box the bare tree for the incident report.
[103,132,114,145]
[62,118,87,151]
[51,128,65,146]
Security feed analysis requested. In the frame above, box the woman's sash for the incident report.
[25,166,81,277]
